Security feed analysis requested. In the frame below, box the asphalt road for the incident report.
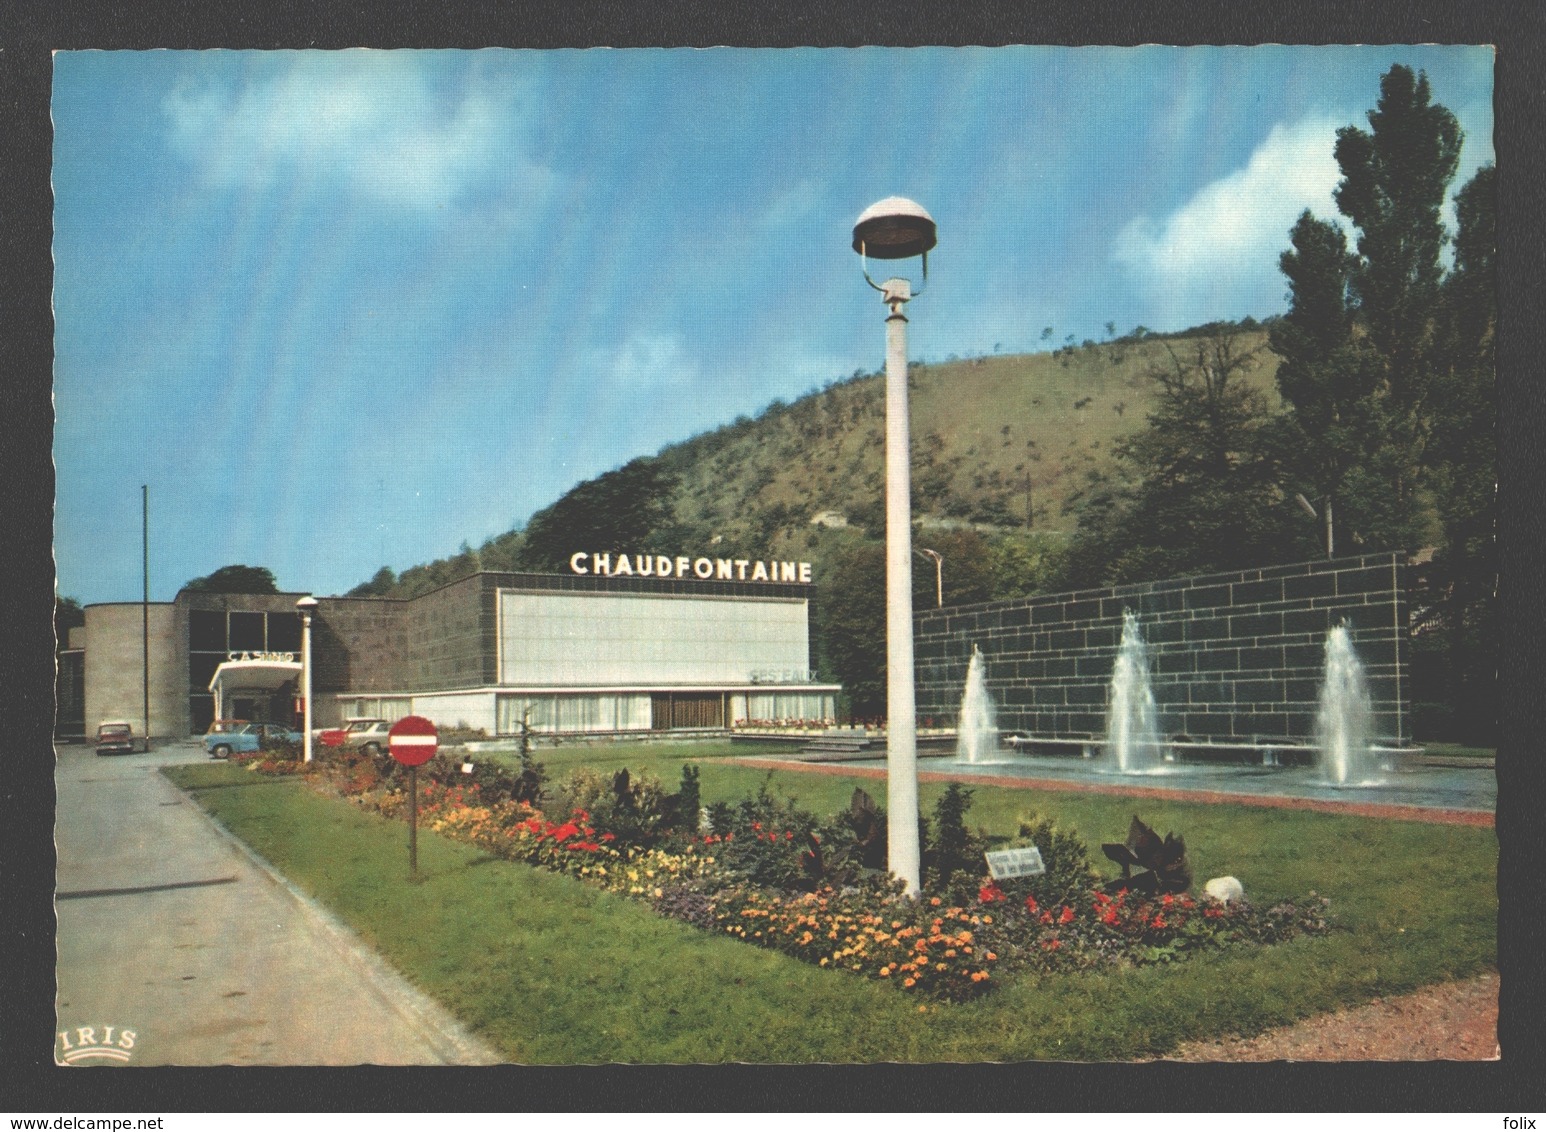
[54,741,501,1066]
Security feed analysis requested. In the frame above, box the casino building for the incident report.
[62,560,839,740]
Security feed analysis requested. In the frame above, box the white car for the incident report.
[317,717,394,755]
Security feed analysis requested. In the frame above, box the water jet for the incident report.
[1105,610,1165,774]
[955,645,1000,764]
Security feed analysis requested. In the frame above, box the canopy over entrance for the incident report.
[209,657,301,721]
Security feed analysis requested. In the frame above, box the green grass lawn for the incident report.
[165,745,1496,1063]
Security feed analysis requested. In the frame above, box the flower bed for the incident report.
[272,749,1331,1002]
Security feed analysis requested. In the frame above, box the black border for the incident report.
[5,0,1542,1114]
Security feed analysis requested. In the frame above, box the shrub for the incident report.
[924,782,988,902]
[700,777,826,891]
[676,763,702,834]
[545,767,676,849]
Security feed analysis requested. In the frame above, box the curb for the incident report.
[162,768,505,1065]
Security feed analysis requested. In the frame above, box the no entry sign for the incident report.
[388,715,438,766]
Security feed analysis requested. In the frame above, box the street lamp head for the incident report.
[852,197,937,260]
[296,595,319,612]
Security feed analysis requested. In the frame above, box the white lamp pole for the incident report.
[853,196,937,897]
[297,595,319,763]
[918,547,943,608]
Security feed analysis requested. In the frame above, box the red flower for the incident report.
[1059,905,1075,924]
[600,832,616,842]
[1040,910,1053,924]
[979,884,1006,904]
[1025,895,1039,914]
[752,822,762,831]
[785,831,794,840]
[551,822,579,842]
[1152,914,1167,929]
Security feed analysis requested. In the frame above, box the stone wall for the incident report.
[914,553,1410,747]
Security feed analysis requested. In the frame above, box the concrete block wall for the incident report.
[82,603,183,739]
[915,553,1410,747]
[309,596,412,695]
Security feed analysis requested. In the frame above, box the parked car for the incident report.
[317,717,394,756]
[95,720,139,756]
[204,721,301,759]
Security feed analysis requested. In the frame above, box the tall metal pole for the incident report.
[881,277,920,895]
[142,484,150,749]
[301,607,313,764]
[1325,497,1334,560]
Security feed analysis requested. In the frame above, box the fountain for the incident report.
[1315,622,1379,786]
[955,645,1000,764]
[1105,610,1165,773]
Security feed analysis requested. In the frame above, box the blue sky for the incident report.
[52,46,1495,605]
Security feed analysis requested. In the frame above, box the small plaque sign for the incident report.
[984,846,1046,880]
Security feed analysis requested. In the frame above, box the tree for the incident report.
[346,566,397,597]
[1334,64,1462,419]
[1416,163,1497,741]
[1266,211,1387,554]
[55,596,85,646]
[1063,331,1294,587]
[816,541,886,720]
[518,456,682,573]
[1267,66,1493,741]
[182,565,278,594]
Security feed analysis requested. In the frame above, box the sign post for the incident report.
[388,716,438,875]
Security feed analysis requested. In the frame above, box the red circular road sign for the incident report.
[388,715,439,767]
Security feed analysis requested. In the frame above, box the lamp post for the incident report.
[917,547,943,608]
[853,196,936,897]
[1295,493,1334,559]
[296,595,319,763]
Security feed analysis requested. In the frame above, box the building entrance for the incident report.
[651,693,725,731]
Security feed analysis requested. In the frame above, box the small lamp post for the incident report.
[296,595,319,763]
[917,547,943,608]
[1295,493,1334,560]
[853,196,936,896]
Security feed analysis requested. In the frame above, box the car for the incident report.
[317,717,394,756]
[204,720,301,760]
[95,720,139,756]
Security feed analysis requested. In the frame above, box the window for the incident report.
[266,613,302,652]
[190,610,225,652]
[229,612,266,652]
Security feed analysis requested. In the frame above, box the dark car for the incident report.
[95,721,138,756]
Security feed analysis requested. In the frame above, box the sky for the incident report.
[51,46,1495,605]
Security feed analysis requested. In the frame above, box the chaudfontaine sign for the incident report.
[568,552,813,584]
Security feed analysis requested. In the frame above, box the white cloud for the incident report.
[1112,115,1347,325]
[597,333,700,389]
[762,178,823,228]
[162,52,547,211]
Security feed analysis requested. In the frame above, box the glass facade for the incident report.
[187,609,303,732]
[497,590,809,686]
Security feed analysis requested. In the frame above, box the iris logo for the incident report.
[55,1025,136,1065]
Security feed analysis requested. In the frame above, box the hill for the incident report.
[354,320,1282,600]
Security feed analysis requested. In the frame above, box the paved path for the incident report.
[55,742,501,1066]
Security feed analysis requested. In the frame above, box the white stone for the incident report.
[1205,876,1245,904]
